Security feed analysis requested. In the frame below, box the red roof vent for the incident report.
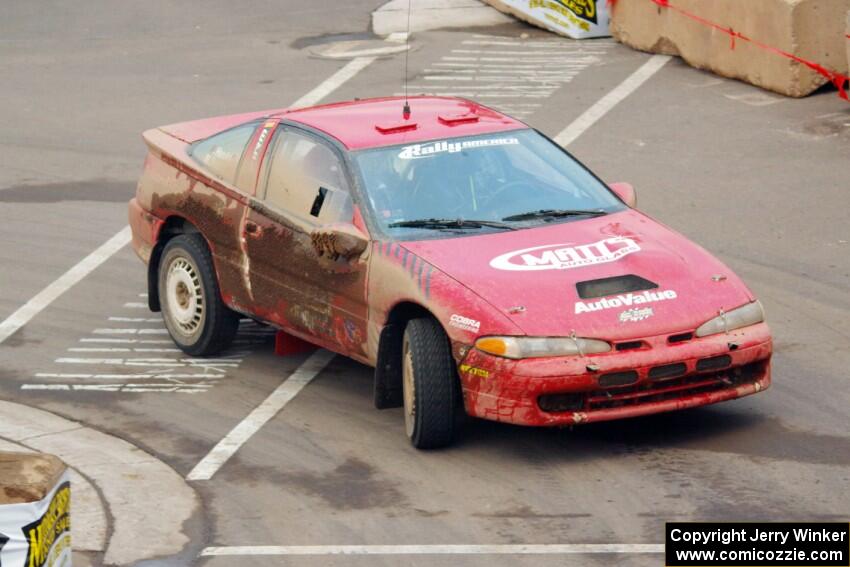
[438,112,479,126]
[375,121,418,134]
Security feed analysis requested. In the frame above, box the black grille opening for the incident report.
[576,275,658,300]
[696,355,732,372]
[585,360,766,411]
[538,393,585,413]
[615,341,645,351]
[598,370,639,388]
[668,332,694,344]
[648,362,687,381]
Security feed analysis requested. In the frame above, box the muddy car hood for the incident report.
[399,210,754,341]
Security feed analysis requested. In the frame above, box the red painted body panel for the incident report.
[129,96,772,430]
[159,108,286,143]
[401,209,754,341]
[276,96,526,150]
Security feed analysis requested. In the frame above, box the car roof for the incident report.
[271,96,527,151]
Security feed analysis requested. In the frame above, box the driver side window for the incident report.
[262,130,353,223]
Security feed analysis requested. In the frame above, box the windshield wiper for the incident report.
[501,209,608,222]
[388,218,517,231]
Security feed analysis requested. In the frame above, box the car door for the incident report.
[243,125,370,359]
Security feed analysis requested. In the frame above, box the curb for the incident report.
[0,400,198,566]
[372,0,513,35]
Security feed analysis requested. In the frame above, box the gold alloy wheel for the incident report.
[165,256,205,337]
[402,336,416,439]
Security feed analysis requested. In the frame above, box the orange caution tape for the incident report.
[608,0,849,100]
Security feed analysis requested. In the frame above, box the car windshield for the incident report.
[352,129,625,238]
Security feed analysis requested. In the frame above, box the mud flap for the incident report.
[374,323,404,409]
[147,250,161,312]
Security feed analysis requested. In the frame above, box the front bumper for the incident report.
[458,322,772,426]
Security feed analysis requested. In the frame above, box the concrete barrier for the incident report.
[0,452,71,567]
[610,0,850,97]
[846,10,850,74]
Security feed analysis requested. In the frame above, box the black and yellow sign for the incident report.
[22,482,70,567]
[555,0,597,23]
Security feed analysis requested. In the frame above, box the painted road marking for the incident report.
[36,373,225,379]
[80,338,172,344]
[554,55,672,147]
[23,384,214,393]
[290,56,376,108]
[68,347,182,353]
[0,227,132,345]
[201,544,664,556]
[187,349,336,481]
[23,297,274,393]
[399,34,609,119]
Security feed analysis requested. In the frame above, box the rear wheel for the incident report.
[402,318,458,449]
[158,234,239,356]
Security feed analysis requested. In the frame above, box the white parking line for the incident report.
[35,373,224,379]
[555,55,672,147]
[290,56,376,109]
[80,338,172,344]
[200,544,664,556]
[0,227,132,345]
[187,349,335,481]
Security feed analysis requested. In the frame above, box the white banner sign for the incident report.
[0,471,71,567]
[484,0,610,39]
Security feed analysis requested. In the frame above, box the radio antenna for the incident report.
[403,0,412,118]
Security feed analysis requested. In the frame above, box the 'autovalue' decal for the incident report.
[490,237,640,272]
[398,137,519,159]
[575,289,677,314]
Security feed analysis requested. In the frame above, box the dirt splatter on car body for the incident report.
[129,96,772,430]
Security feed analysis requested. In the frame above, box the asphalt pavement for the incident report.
[1,2,849,566]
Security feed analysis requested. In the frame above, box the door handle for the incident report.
[245,221,262,237]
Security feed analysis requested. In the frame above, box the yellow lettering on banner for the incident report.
[530,0,593,30]
[28,524,47,567]
[26,484,71,567]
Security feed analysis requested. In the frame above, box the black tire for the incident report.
[402,318,458,449]
[157,233,239,356]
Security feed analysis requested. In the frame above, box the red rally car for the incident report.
[128,96,772,448]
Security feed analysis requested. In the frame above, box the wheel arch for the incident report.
[147,216,201,311]
[374,301,449,409]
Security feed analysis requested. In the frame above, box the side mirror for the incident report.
[609,182,637,208]
[311,223,369,260]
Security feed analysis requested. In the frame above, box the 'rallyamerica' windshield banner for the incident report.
[0,471,71,567]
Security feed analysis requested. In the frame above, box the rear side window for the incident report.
[262,129,352,223]
[190,123,256,184]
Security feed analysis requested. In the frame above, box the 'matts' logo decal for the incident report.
[490,237,640,272]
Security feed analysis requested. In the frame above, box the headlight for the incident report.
[695,300,765,337]
[475,336,611,359]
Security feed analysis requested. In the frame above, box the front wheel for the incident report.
[402,318,458,449]
[158,234,239,356]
